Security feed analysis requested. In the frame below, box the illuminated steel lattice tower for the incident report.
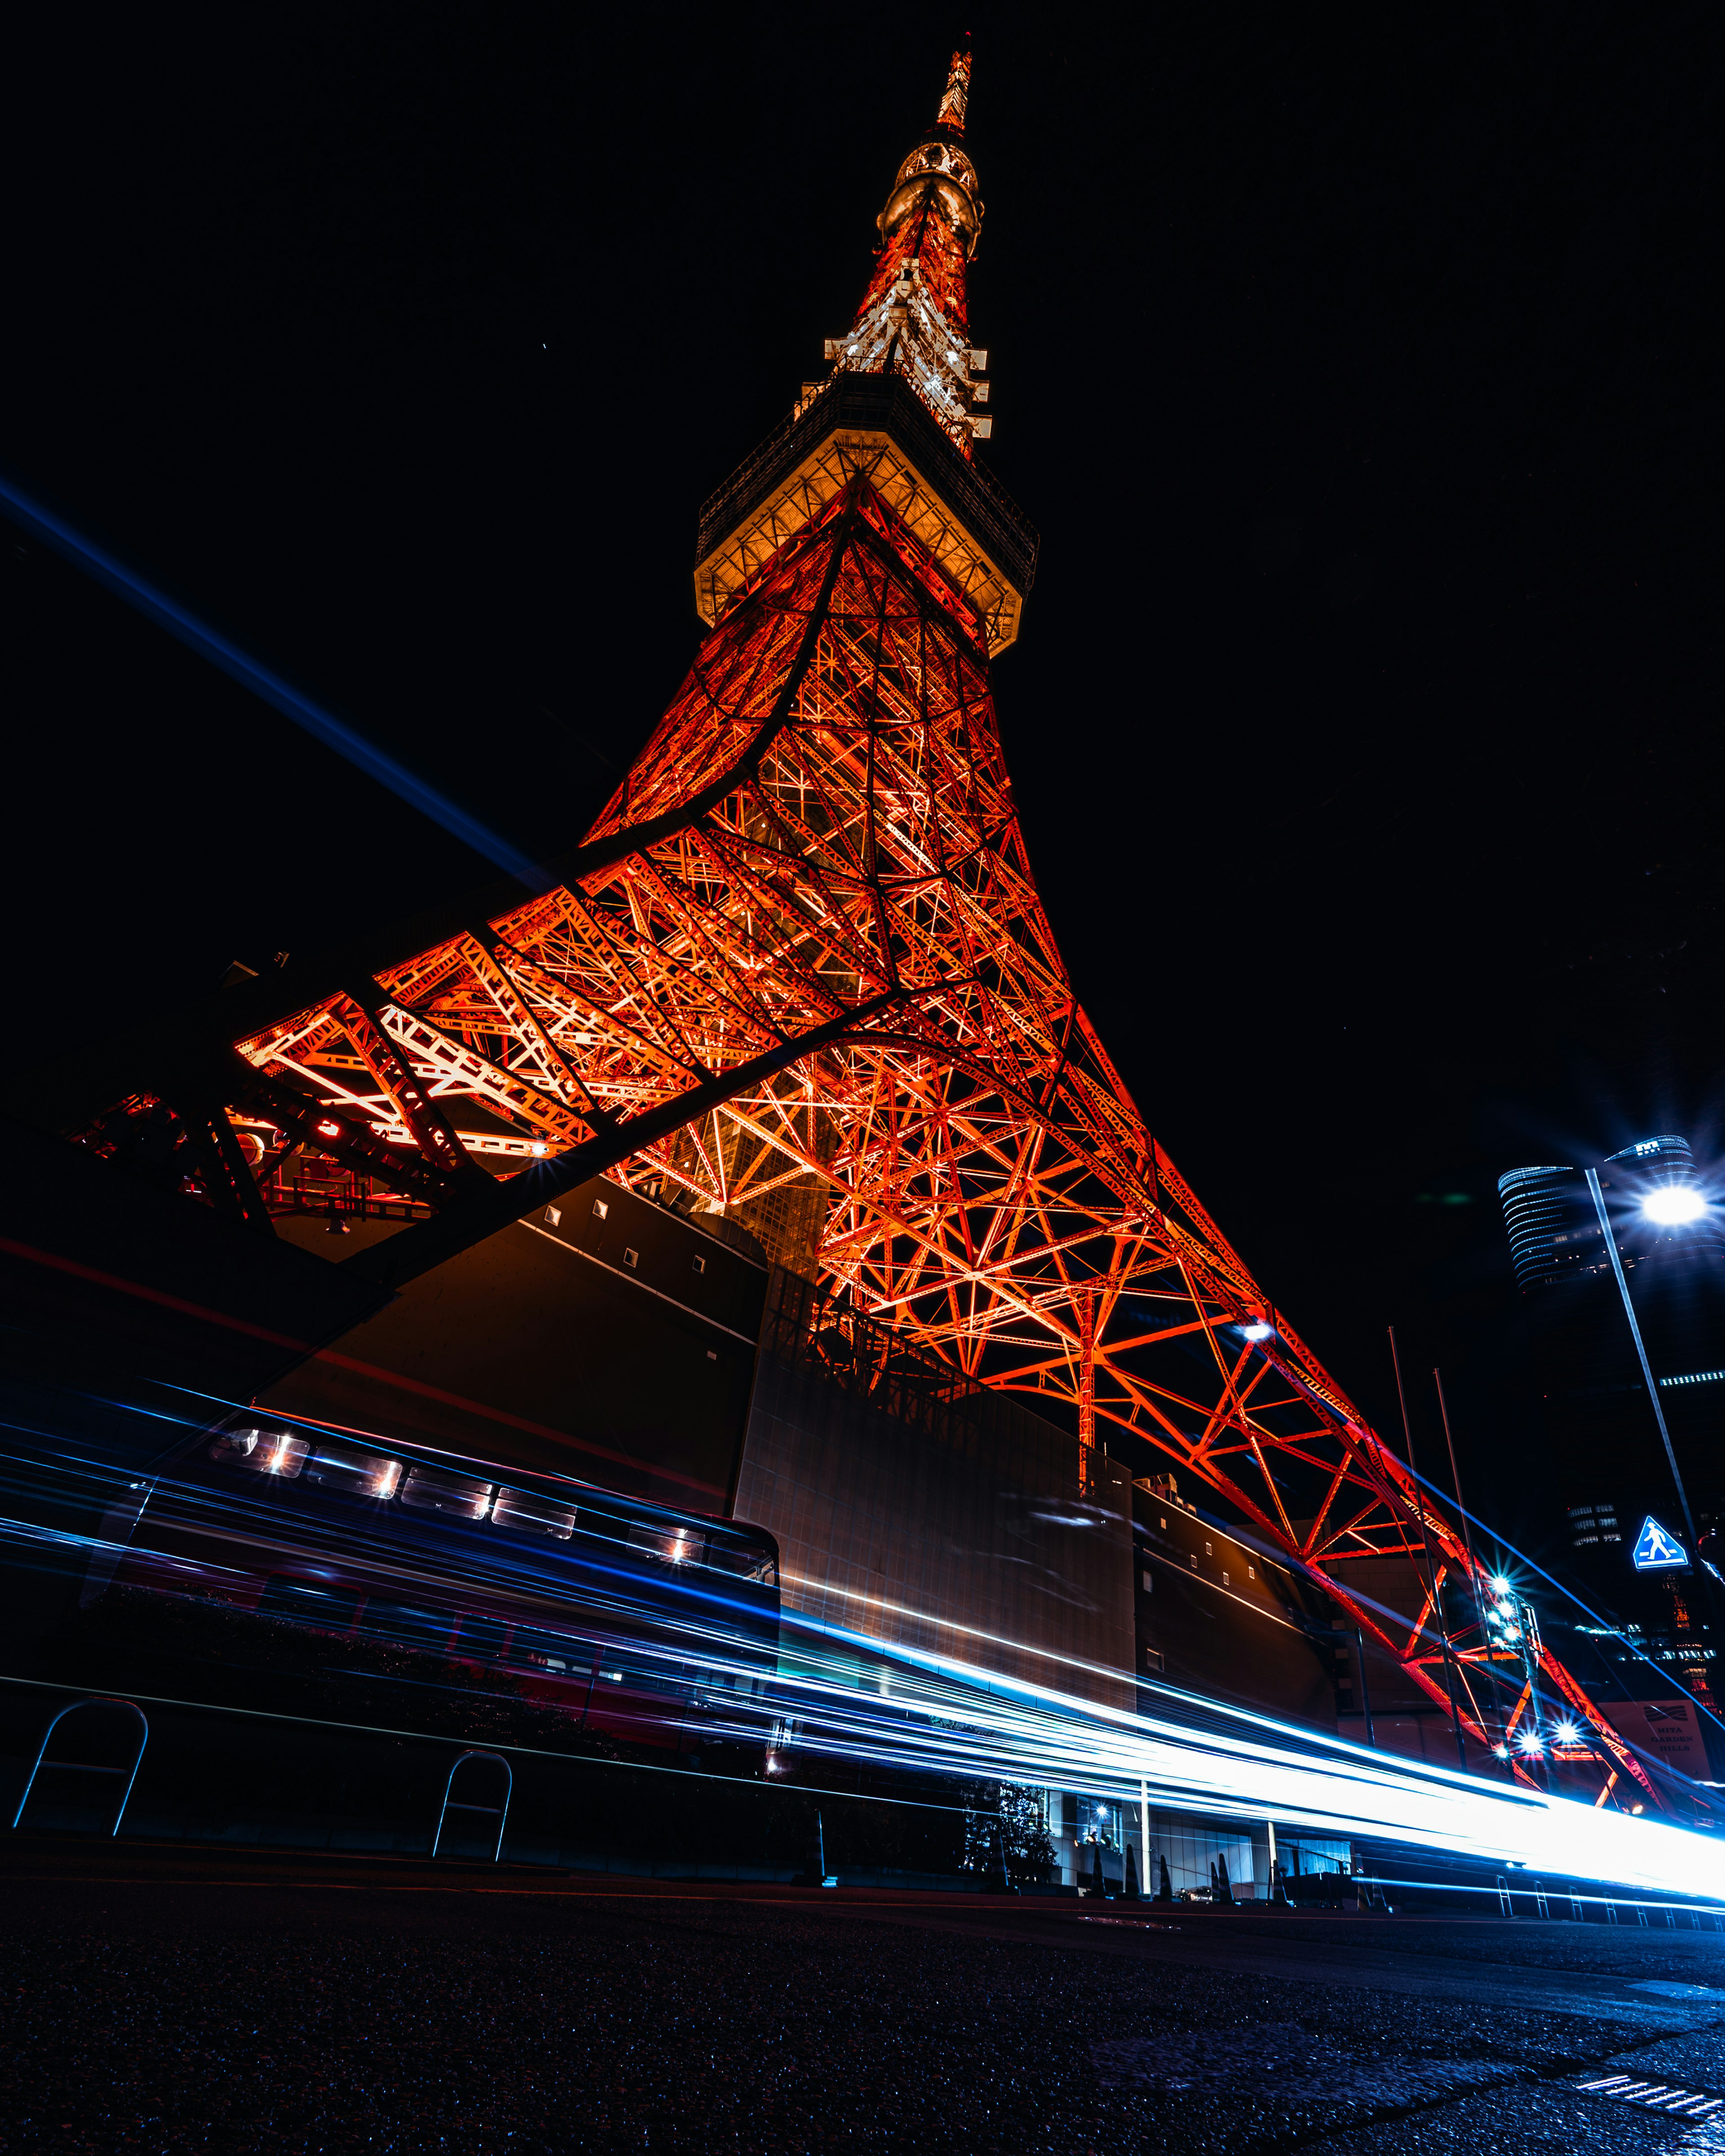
[39,49,1654,1806]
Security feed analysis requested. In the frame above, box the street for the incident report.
[5,1840,1725,2150]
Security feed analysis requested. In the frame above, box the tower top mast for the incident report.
[822,46,991,454]
[933,42,972,133]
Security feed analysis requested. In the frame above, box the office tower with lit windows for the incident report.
[1499,1136,1725,1711]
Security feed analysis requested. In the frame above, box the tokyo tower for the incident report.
[31,47,1654,1807]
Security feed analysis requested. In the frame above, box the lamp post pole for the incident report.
[1586,1167,1722,1723]
[1585,1168,1702,1559]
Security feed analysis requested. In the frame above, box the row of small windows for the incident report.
[542,1197,709,1276]
[1144,1550,1255,1586]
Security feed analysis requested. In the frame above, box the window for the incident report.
[221,1429,308,1478]
[258,1433,310,1479]
[1222,1571,1230,1587]
[1248,1566,1256,1580]
[706,1349,718,1361]
[492,1487,576,1539]
[544,1205,562,1227]
[1204,1542,1212,1556]
[1159,1517,1167,1529]
[1141,1569,1154,1593]
[706,1542,778,1587]
[1144,1647,1164,1672]
[628,1522,704,1568]
[1189,1553,1197,1569]
[302,1444,400,1500]
[592,1198,608,1220]
[399,1467,493,1520]
[691,1254,707,1275]
[624,1247,639,1269]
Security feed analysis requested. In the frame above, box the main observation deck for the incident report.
[694,373,1039,657]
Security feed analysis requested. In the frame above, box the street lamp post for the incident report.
[1585,1168,1703,1563]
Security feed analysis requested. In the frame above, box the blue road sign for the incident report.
[1632,1515,1690,1572]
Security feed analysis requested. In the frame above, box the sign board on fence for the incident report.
[1600,1698,1710,1775]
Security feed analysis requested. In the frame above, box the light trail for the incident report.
[6,1417,1725,1906]
[0,467,548,886]
[743,1611,1725,1903]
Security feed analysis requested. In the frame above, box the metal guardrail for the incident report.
[695,373,1039,597]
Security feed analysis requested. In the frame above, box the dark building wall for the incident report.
[1132,1481,1337,1731]
[259,1178,767,1509]
[259,1218,1138,1708]
[734,1272,1135,1710]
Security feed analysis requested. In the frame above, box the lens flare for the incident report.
[1645,1187,1706,1225]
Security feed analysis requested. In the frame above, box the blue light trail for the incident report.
[0,467,547,887]
[9,1427,1722,1913]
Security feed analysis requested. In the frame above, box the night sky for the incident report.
[2,6,1717,1555]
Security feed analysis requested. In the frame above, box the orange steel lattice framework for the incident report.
[53,49,1659,1811]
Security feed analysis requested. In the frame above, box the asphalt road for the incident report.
[6,1840,1725,2152]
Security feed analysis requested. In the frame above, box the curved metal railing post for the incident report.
[431,1750,512,1861]
[12,1698,149,1836]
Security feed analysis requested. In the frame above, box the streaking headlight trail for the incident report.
[10,1412,1722,1908]
[748,1612,1725,1905]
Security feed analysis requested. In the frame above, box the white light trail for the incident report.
[13,1427,1722,1907]
[747,1611,1725,1904]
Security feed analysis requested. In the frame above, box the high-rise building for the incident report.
[1498,1135,1725,1713]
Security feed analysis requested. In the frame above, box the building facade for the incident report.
[1131,1475,1338,1732]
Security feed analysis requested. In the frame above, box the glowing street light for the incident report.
[1644,1186,1706,1225]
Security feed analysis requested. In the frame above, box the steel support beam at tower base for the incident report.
[339,989,903,1293]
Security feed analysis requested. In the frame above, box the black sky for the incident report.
[1,4,1718,1551]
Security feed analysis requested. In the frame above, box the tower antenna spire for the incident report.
[818,44,989,452]
[935,41,973,133]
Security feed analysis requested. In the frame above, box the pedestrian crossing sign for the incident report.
[1632,1515,1689,1572]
